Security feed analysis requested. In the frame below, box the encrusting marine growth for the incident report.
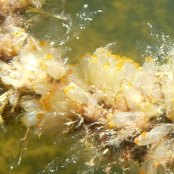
[1,1,174,173]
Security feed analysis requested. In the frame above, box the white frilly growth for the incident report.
[1,29,174,172]
[4,1,174,173]
[0,24,28,58]
[0,0,44,10]
[141,138,174,174]
[20,95,67,131]
[0,39,66,94]
[110,111,146,128]
[134,124,173,145]
[64,82,90,104]
[1,43,174,133]
[20,95,42,127]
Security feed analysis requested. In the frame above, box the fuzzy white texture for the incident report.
[1,32,174,173]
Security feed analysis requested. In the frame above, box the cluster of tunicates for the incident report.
[1,1,174,174]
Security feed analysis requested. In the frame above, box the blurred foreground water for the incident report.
[1,0,174,173]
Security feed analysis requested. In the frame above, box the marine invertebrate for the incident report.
[1,1,174,174]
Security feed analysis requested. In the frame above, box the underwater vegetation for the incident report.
[1,0,174,174]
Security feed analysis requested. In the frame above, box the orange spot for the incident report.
[40,61,47,70]
[35,112,45,128]
[116,61,124,70]
[40,95,52,111]
[127,81,133,87]
[112,54,120,60]
[134,62,140,69]
[67,69,73,75]
[46,53,53,60]
[91,54,97,59]
[134,137,140,144]
[91,55,98,63]
[39,40,47,47]
[13,30,24,36]
[61,75,68,83]
[141,131,147,138]
[139,170,145,174]
[32,45,37,51]
[106,113,113,120]
[37,112,44,120]
[108,121,115,128]
[153,162,159,168]
[103,62,110,68]
[80,53,91,59]
[64,83,76,94]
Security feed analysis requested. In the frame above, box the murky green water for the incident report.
[1,0,174,173]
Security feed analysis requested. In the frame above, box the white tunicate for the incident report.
[134,124,173,146]
[141,138,174,173]
[64,82,89,104]
[112,112,145,128]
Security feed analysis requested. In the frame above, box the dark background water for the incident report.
[1,0,174,173]
[28,0,174,63]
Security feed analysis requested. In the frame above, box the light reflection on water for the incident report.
[1,0,174,173]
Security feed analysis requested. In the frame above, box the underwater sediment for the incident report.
[1,1,174,174]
